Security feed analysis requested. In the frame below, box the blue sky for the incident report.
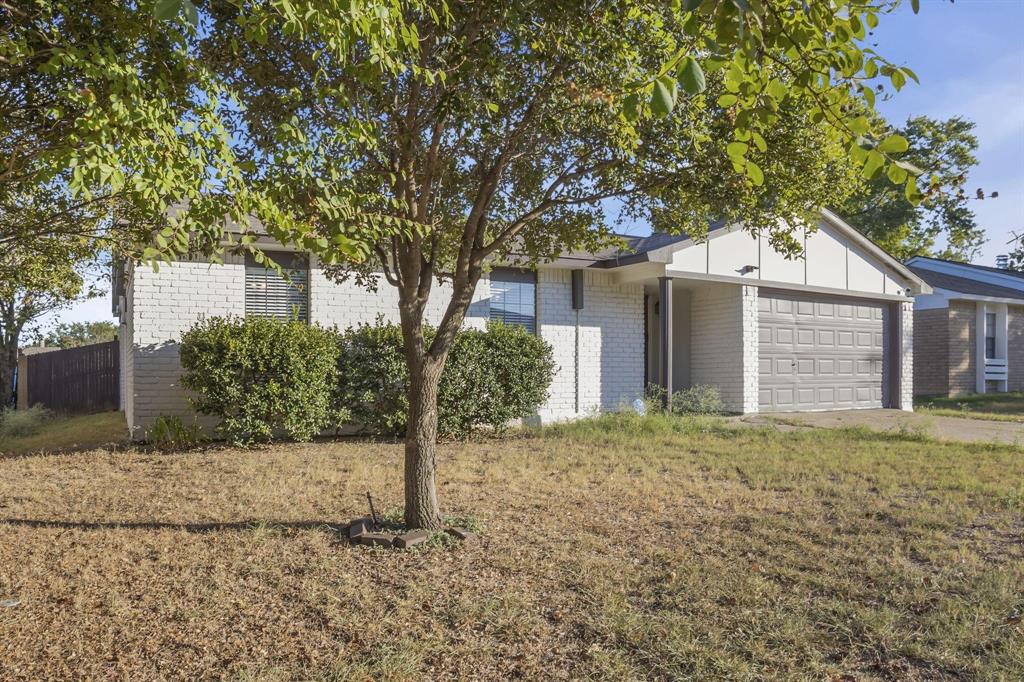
[45,0,1024,332]
[871,0,1024,266]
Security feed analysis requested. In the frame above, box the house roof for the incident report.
[908,255,1024,281]
[907,263,1024,302]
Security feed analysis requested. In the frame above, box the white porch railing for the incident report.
[984,357,1009,382]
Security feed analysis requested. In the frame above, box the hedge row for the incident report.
[179,316,555,444]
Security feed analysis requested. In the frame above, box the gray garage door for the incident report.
[759,292,887,412]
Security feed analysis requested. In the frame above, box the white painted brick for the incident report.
[689,284,759,413]
[122,257,646,437]
[536,270,644,422]
[900,299,914,411]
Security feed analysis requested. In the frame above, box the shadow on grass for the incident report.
[0,518,348,534]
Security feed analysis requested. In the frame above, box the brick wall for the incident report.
[912,307,948,397]
[126,255,246,437]
[740,286,760,413]
[899,300,914,410]
[536,269,644,421]
[947,300,976,396]
[309,259,489,330]
[124,256,645,436]
[1008,305,1024,392]
[690,284,751,412]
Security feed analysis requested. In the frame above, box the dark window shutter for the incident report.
[245,253,309,322]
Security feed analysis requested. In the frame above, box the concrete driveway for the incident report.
[736,409,1024,446]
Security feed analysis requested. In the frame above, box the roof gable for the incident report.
[590,209,928,294]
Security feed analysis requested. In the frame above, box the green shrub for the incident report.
[335,320,555,439]
[0,405,53,438]
[670,384,724,416]
[179,316,340,444]
[146,415,205,450]
[439,323,555,437]
[333,320,409,436]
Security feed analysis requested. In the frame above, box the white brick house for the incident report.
[115,209,928,439]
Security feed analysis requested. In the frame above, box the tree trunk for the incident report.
[0,307,19,408]
[403,354,445,529]
[0,341,17,409]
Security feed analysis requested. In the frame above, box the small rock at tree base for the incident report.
[347,518,372,540]
[446,527,478,543]
[359,533,394,548]
[394,529,430,549]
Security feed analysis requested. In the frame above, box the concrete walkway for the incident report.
[735,409,1024,446]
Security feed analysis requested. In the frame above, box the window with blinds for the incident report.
[489,267,536,333]
[244,252,309,322]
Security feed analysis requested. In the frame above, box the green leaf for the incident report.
[623,93,640,122]
[751,131,767,153]
[745,160,764,186]
[877,134,909,154]
[683,0,704,10]
[889,69,907,91]
[651,77,675,118]
[886,162,908,185]
[911,0,920,14]
[849,116,870,136]
[862,150,885,179]
[726,141,749,160]
[905,177,923,204]
[717,94,738,107]
[678,57,706,95]
[860,84,875,108]
[153,0,182,21]
[766,78,787,102]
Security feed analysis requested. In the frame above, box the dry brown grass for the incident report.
[916,392,1024,423]
[0,413,1021,680]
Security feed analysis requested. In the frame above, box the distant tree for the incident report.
[0,188,103,406]
[41,321,117,349]
[839,116,987,261]
[1008,234,1024,272]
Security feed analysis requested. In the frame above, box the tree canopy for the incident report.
[40,321,118,349]
[840,115,986,261]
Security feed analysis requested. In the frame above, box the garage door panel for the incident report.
[759,292,887,412]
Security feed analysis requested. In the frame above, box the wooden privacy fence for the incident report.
[20,341,119,414]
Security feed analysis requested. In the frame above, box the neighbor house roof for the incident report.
[906,258,1024,302]
[909,255,1024,281]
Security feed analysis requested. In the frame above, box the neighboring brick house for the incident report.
[906,257,1024,397]
[114,209,927,439]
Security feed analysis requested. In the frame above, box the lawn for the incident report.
[0,410,128,455]
[0,413,1021,680]
[916,392,1024,423]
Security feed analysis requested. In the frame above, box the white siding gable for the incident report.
[667,218,907,298]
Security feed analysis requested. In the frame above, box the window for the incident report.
[245,252,309,322]
[490,267,536,333]
[985,311,997,359]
